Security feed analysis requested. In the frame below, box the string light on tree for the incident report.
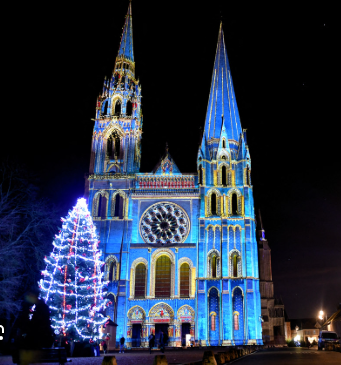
[39,198,108,341]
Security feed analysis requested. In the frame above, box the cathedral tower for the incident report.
[196,23,262,345]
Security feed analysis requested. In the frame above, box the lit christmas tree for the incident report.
[40,198,108,341]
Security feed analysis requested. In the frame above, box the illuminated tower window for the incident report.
[234,313,239,330]
[222,165,227,186]
[232,193,238,215]
[211,193,217,215]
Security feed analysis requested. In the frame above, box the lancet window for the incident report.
[111,192,126,219]
[155,256,171,298]
[105,255,118,282]
[102,100,108,115]
[222,165,227,186]
[179,263,190,298]
[232,193,238,215]
[208,250,221,278]
[126,100,133,116]
[230,250,242,278]
[211,193,217,215]
[93,191,108,218]
[114,100,122,115]
[134,263,146,299]
[107,130,121,159]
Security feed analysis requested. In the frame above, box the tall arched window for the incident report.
[180,263,190,298]
[211,255,217,278]
[222,139,226,148]
[222,165,227,186]
[114,100,121,115]
[232,253,238,277]
[113,194,124,219]
[98,195,107,218]
[199,165,203,185]
[208,288,219,345]
[155,256,171,298]
[109,261,116,282]
[126,100,133,115]
[134,263,146,299]
[233,288,244,343]
[211,193,217,215]
[232,193,238,215]
[107,130,121,159]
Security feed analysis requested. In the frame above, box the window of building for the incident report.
[222,139,226,148]
[232,193,238,215]
[232,253,238,277]
[109,261,116,282]
[98,194,107,218]
[114,100,122,115]
[126,100,133,115]
[155,256,171,298]
[222,165,227,186]
[180,263,190,298]
[113,194,124,219]
[211,193,217,215]
[211,255,217,278]
[134,263,146,298]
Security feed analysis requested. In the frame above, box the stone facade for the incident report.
[86,2,263,347]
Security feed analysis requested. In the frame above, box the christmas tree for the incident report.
[40,198,108,341]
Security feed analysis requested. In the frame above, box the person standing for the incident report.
[119,336,125,353]
[101,340,107,354]
[159,331,164,353]
[148,333,155,354]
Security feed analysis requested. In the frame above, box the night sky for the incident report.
[3,1,339,320]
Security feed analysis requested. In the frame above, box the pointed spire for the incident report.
[118,1,134,62]
[202,22,242,149]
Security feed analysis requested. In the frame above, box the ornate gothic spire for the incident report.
[202,22,242,149]
[118,1,134,62]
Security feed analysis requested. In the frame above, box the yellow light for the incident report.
[319,310,324,320]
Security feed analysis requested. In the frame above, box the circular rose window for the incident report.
[140,202,190,244]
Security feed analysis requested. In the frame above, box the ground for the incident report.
[0,347,340,365]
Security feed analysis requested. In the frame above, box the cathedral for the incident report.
[86,2,263,347]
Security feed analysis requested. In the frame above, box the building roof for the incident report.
[202,22,242,146]
[290,318,318,330]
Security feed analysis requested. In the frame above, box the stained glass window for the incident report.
[135,263,146,298]
[180,263,190,298]
[211,315,216,331]
[155,256,171,298]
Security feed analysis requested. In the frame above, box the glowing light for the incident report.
[319,310,324,320]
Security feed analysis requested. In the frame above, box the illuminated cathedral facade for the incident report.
[86,2,263,347]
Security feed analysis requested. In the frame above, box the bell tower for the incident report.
[89,0,142,176]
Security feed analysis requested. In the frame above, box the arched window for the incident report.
[199,165,203,185]
[222,139,226,148]
[211,193,217,215]
[109,261,116,282]
[106,293,116,321]
[114,100,121,115]
[113,194,124,219]
[107,130,121,159]
[155,256,171,298]
[222,165,227,186]
[126,100,133,116]
[98,194,107,218]
[232,253,238,277]
[180,263,190,298]
[102,100,108,115]
[134,263,146,299]
[208,288,219,345]
[233,288,244,343]
[232,193,238,215]
[211,255,217,278]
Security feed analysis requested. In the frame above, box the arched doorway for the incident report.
[149,303,175,347]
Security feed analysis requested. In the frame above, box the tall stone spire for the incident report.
[118,1,134,62]
[202,22,242,153]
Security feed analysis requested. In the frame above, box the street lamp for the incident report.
[319,310,324,320]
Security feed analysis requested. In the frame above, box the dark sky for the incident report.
[3,1,339,319]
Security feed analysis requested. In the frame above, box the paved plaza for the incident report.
[0,347,340,365]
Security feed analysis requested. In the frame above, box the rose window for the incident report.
[140,202,190,244]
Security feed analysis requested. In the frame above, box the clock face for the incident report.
[140,202,190,244]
